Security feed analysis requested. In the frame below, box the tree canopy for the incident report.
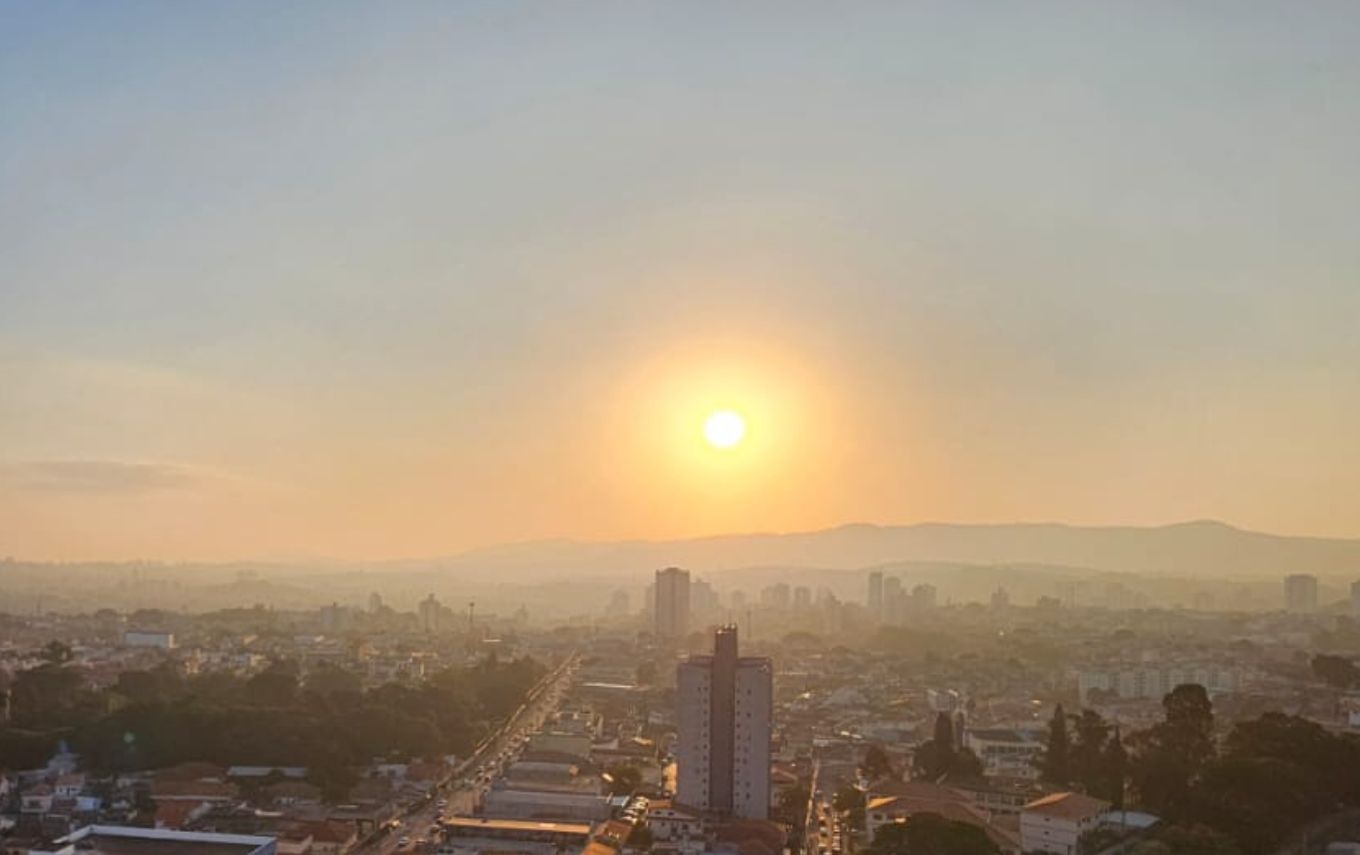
[0,654,547,789]
[864,813,999,855]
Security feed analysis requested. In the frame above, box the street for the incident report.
[358,654,578,855]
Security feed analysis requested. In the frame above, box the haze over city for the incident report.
[6,7,1360,855]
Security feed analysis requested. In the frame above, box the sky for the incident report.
[2,2,1359,561]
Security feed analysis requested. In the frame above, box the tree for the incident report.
[780,784,813,831]
[912,737,982,783]
[308,753,359,805]
[865,813,999,855]
[245,660,300,706]
[42,640,74,665]
[1071,709,1111,795]
[606,764,644,796]
[305,663,362,699]
[1038,704,1070,785]
[1224,712,1360,806]
[933,711,955,750]
[1162,685,1215,765]
[1150,823,1242,855]
[862,743,897,782]
[1128,685,1216,820]
[833,785,866,831]
[9,664,85,727]
[627,824,654,851]
[1311,654,1359,689]
[1103,727,1127,809]
[1187,757,1328,854]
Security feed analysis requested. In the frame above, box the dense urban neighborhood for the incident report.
[4,567,1360,855]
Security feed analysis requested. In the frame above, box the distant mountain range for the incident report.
[428,520,1360,582]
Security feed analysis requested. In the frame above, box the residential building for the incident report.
[31,826,275,855]
[964,729,1043,780]
[867,572,884,621]
[1284,574,1318,613]
[675,626,772,819]
[419,594,443,634]
[123,631,176,649]
[1075,664,1239,703]
[654,568,691,641]
[436,817,592,855]
[644,801,704,841]
[1020,792,1110,855]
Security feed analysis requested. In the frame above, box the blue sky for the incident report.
[2,2,1358,559]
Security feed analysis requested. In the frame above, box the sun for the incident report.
[703,409,747,449]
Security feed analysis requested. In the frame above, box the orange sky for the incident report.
[2,4,1359,560]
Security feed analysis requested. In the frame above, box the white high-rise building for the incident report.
[676,626,772,819]
[655,567,692,641]
[1284,574,1318,613]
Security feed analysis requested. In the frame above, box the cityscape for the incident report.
[4,4,1360,855]
[3,559,1360,855]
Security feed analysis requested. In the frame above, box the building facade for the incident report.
[655,567,692,641]
[867,571,884,621]
[1020,792,1109,855]
[1284,574,1318,613]
[675,626,772,819]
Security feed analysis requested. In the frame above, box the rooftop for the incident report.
[1023,791,1111,821]
[441,817,593,836]
[40,826,273,855]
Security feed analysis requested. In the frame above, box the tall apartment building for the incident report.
[676,626,772,819]
[1284,574,1318,613]
[760,582,791,610]
[655,567,692,640]
[691,577,720,621]
[418,594,443,634]
[882,576,903,623]
[867,571,884,620]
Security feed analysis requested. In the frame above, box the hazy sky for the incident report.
[3,2,1359,560]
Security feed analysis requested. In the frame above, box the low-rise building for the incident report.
[964,729,1043,781]
[30,825,275,855]
[1020,792,1110,855]
[435,817,593,855]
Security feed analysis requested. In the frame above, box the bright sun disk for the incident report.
[703,410,746,449]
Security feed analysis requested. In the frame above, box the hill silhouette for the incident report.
[430,520,1360,582]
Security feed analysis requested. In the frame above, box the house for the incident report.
[294,821,358,855]
[1020,792,1111,855]
[866,781,1019,854]
[22,784,55,814]
[644,801,704,841]
[261,780,323,807]
[155,799,213,830]
[276,831,314,855]
[150,778,239,803]
[54,774,85,799]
